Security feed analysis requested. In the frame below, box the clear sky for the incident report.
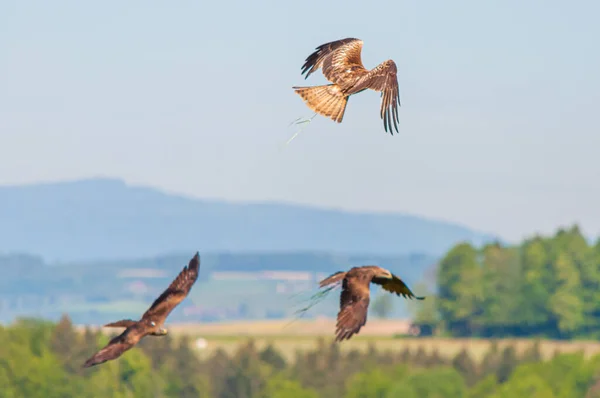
[1,0,598,243]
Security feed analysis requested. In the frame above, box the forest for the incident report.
[2,315,600,397]
[419,225,600,339]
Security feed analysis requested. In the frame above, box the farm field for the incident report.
[80,318,600,363]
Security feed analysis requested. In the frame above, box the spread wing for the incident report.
[300,38,367,87]
[83,333,135,368]
[141,252,200,324]
[350,60,401,134]
[372,273,425,300]
[319,271,347,288]
[335,275,371,341]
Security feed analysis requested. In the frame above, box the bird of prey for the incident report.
[83,252,201,368]
[292,38,401,135]
[319,265,424,341]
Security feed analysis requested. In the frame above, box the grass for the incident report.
[166,318,413,337]
[79,318,600,363]
[185,336,600,363]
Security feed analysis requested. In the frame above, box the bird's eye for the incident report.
[150,321,155,326]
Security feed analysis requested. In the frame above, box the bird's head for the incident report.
[146,320,168,335]
[374,267,394,279]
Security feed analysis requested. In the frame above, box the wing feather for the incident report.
[83,331,137,368]
[83,341,134,368]
[372,273,425,300]
[141,252,200,323]
[300,38,367,87]
[349,60,401,134]
[334,276,371,341]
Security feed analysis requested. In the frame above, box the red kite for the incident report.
[83,252,200,368]
[319,265,424,341]
[293,38,401,134]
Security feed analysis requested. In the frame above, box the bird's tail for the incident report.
[292,84,349,123]
[319,271,347,288]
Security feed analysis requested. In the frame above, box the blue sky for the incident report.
[0,0,598,242]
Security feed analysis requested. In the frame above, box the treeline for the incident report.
[2,315,600,397]
[429,225,600,339]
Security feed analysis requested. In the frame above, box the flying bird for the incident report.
[293,38,401,135]
[319,265,424,342]
[83,252,201,368]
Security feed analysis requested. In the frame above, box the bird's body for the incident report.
[319,265,424,341]
[293,38,401,134]
[83,252,201,368]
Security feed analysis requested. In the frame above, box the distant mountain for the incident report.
[0,178,497,262]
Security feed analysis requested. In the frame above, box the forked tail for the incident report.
[292,84,349,123]
[319,271,347,288]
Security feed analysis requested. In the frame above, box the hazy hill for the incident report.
[0,178,496,262]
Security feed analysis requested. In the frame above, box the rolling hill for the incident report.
[0,178,497,262]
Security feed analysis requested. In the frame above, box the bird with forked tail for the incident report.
[293,38,402,135]
[82,252,201,368]
[319,265,424,342]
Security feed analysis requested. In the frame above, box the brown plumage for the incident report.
[83,252,200,368]
[292,38,401,135]
[319,265,424,342]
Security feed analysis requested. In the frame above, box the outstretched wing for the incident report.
[83,333,135,368]
[318,271,347,288]
[141,252,200,323]
[372,273,424,300]
[335,275,371,341]
[300,38,367,87]
[350,60,401,134]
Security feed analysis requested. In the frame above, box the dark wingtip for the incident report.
[416,296,426,300]
[191,252,200,268]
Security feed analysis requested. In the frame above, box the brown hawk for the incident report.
[293,38,401,135]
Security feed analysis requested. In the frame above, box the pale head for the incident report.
[146,319,168,335]
[363,265,393,279]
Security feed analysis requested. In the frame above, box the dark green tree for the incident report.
[548,252,584,337]
[479,244,521,335]
[496,345,518,383]
[452,348,479,386]
[437,243,483,336]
